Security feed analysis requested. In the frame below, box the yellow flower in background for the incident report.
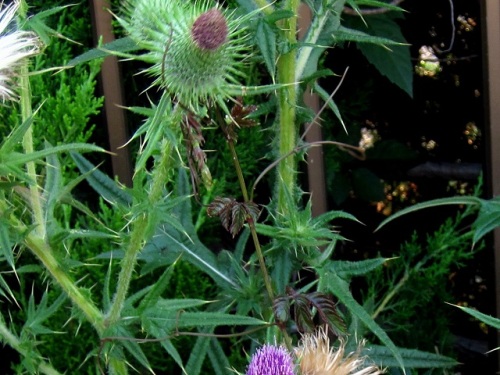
[295,327,384,375]
[0,0,40,101]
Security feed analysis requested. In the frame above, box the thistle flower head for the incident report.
[0,0,40,101]
[118,0,250,111]
[246,344,296,375]
[295,327,384,375]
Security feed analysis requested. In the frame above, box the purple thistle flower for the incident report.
[191,8,228,51]
[246,344,296,375]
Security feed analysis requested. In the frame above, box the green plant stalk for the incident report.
[107,138,174,325]
[17,4,46,238]
[15,0,104,338]
[225,135,274,302]
[24,232,105,333]
[0,198,104,333]
[253,0,273,15]
[276,0,300,217]
[0,318,64,375]
[372,271,409,321]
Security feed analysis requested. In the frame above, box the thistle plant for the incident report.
[0,0,473,374]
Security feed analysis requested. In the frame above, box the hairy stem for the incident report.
[0,197,105,333]
[107,137,175,325]
[24,231,105,332]
[276,0,300,217]
[0,318,64,375]
[18,1,45,238]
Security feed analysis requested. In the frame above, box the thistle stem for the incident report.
[276,0,300,217]
[0,318,64,375]
[222,119,274,302]
[107,137,175,325]
[17,1,45,238]
[224,123,296,349]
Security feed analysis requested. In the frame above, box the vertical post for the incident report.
[483,0,500,370]
[89,0,132,187]
[298,3,328,217]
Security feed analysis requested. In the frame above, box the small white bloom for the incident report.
[0,0,40,101]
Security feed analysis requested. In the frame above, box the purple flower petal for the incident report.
[246,344,296,375]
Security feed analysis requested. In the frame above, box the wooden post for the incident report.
[89,0,132,187]
[298,3,328,217]
[483,0,500,370]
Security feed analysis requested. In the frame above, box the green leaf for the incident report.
[136,260,179,313]
[24,292,67,335]
[255,18,277,78]
[185,331,212,375]
[295,0,346,80]
[140,169,237,288]
[451,304,500,330]
[0,115,36,154]
[207,338,233,375]
[0,218,14,270]
[271,250,293,295]
[473,198,500,244]
[42,141,62,224]
[67,37,140,66]
[375,196,482,232]
[333,25,405,46]
[25,4,77,45]
[108,325,153,373]
[140,312,187,373]
[352,167,385,202]
[144,310,266,330]
[152,298,209,312]
[70,152,132,207]
[313,83,346,132]
[319,269,406,371]
[348,16,413,96]
[329,258,392,278]
[364,344,458,369]
[265,9,295,24]
[346,0,406,13]
[4,143,105,166]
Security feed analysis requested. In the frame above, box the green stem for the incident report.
[222,117,296,349]
[372,271,409,320]
[17,2,45,238]
[24,232,105,333]
[14,0,104,340]
[107,138,174,324]
[0,318,64,375]
[276,0,300,217]
[253,0,274,15]
[223,123,274,302]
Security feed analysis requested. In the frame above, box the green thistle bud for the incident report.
[118,0,250,111]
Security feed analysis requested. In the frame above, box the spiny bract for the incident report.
[118,0,250,111]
